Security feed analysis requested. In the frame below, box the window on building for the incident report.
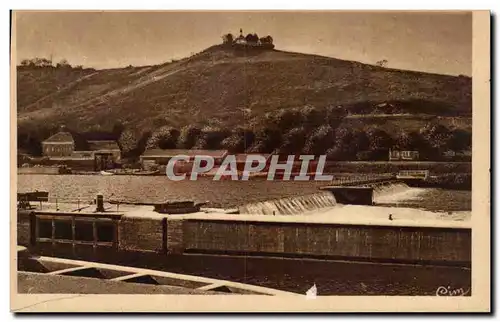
[54,219,73,240]
[96,222,115,242]
[35,216,116,246]
[37,219,52,239]
[74,220,94,242]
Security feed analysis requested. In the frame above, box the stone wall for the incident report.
[118,215,165,253]
[18,210,471,266]
[178,219,470,265]
[166,218,184,254]
[17,210,33,246]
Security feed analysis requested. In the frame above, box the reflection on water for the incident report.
[17,174,471,211]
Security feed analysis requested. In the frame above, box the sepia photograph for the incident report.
[10,9,490,312]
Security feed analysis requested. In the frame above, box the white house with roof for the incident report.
[41,126,121,170]
[41,126,75,157]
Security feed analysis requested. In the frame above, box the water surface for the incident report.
[18,174,471,211]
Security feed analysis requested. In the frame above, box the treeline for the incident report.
[347,99,471,117]
[117,106,471,161]
[17,106,471,162]
[18,57,92,71]
[222,32,274,45]
[19,107,471,161]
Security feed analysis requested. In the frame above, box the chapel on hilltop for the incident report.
[222,28,275,49]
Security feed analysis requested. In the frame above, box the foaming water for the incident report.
[373,182,425,204]
[238,191,337,215]
[240,182,435,216]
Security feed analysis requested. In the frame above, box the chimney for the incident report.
[59,125,67,132]
[96,193,105,212]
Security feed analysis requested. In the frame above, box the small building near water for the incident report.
[41,127,75,157]
[140,149,229,170]
[389,149,419,161]
[41,126,121,171]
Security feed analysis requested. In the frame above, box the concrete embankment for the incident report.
[165,211,470,266]
[17,193,471,295]
[18,200,471,267]
[18,167,64,175]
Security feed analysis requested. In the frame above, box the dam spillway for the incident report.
[238,181,418,215]
[237,191,337,215]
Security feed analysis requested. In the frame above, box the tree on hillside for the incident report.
[249,127,282,153]
[56,59,71,68]
[194,126,230,150]
[366,128,393,151]
[20,57,53,68]
[260,35,273,44]
[303,125,334,155]
[178,125,202,149]
[220,127,255,153]
[376,59,388,67]
[17,131,43,156]
[325,146,344,160]
[327,127,369,160]
[325,105,348,129]
[118,128,138,157]
[300,105,326,131]
[222,33,234,44]
[447,128,472,152]
[111,122,125,139]
[396,130,423,150]
[364,128,393,160]
[266,108,306,132]
[279,127,308,154]
[136,131,152,155]
[420,123,452,151]
[146,126,180,149]
[350,129,370,154]
[245,33,259,43]
[18,123,61,156]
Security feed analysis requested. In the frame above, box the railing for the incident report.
[329,173,395,186]
[17,194,124,213]
[396,170,430,180]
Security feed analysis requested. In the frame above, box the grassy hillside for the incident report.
[17,45,472,134]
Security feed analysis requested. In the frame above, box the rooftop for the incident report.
[42,131,74,144]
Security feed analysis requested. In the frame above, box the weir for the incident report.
[237,191,337,215]
[372,182,414,202]
[239,181,420,215]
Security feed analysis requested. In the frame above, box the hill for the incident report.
[17,45,471,133]
[16,45,472,160]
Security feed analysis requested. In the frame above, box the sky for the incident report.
[14,11,472,76]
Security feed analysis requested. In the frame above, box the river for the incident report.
[17,174,471,211]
